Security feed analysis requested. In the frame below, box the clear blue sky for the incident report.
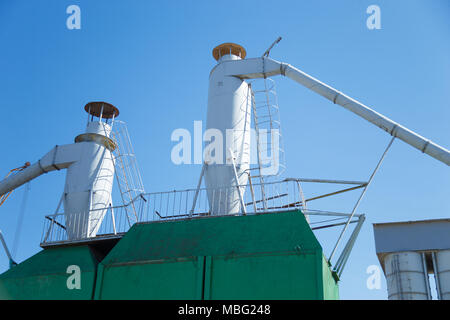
[0,0,449,299]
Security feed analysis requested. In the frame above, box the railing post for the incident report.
[246,171,258,214]
[228,148,246,215]
[294,180,309,222]
[42,217,54,243]
[110,205,117,235]
[190,163,206,217]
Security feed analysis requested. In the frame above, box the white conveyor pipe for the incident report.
[0,144,83,197]
[221,57,450,166]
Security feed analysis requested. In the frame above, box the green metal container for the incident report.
[0,210,339,300]
[0,245,98,299]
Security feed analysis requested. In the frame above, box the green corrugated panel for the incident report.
[95,210,338,300]
[0,246,98,300]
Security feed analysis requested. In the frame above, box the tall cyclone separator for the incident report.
[204,43,252,215]
[66,102,118,239]
[0,102,119,240]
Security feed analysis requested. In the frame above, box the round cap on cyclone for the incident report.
[84,101,119,119]
[212,43,246,61]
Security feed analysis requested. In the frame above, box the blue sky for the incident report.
[0,0,449,299]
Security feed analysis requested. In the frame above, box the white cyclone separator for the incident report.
[0,120,116,239]
[205,53,252,215]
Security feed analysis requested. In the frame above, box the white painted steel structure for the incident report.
[205,47,252,215]
[384,251,429,300]
[214,56,450,166]
[0,102,118,239]
[203,43,448,216]
[64,120,115,239]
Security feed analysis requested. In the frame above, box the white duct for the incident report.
[219,57,450,166]
[0,143,83,197]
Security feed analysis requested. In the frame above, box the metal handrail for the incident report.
[40,177,367,276]
[41,179,303,244]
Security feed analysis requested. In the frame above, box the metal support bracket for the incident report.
[0,230,16,268]
[329,136,396,265]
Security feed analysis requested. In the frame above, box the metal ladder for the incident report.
[109,120,146,225]
[249,78,286,210]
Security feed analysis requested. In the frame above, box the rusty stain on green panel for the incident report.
[0,246,98,300]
